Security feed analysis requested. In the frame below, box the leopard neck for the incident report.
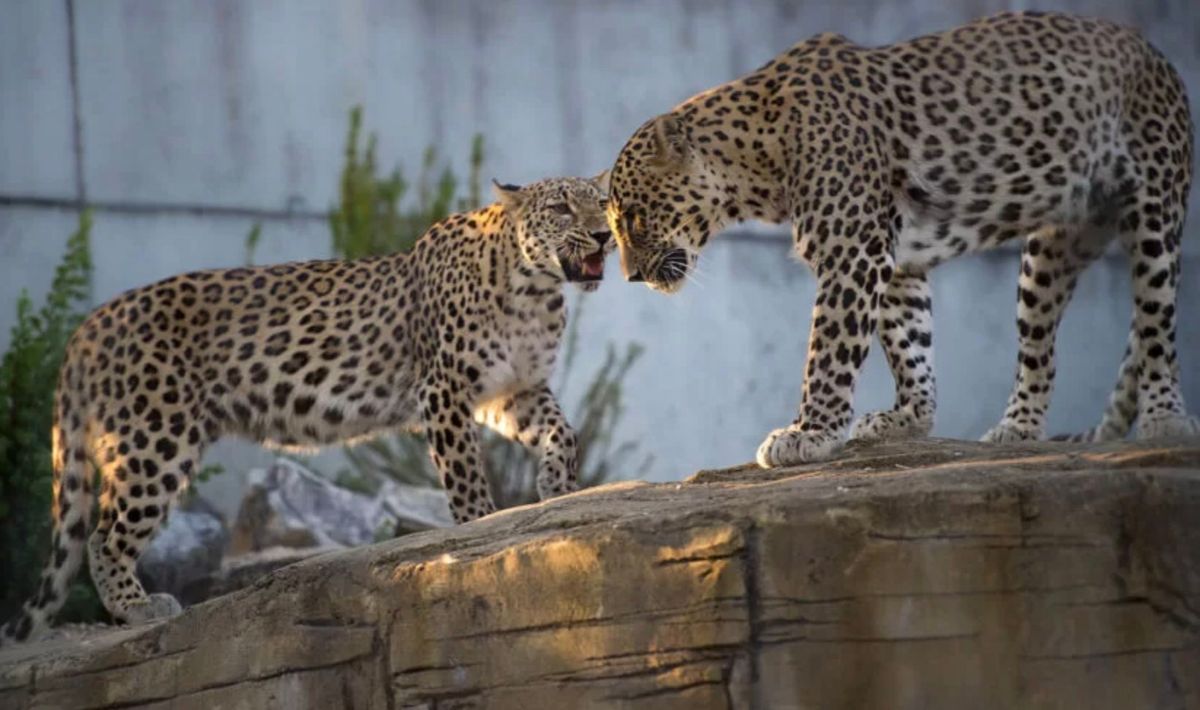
[676,76,792,225]
[488,204,564,294]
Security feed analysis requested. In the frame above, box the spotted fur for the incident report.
[606,11,1196,467]
[1,174,612,643]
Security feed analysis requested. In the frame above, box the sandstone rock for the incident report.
[136,498,228,607]
[2,438,1199,709]
[228,458,452,556]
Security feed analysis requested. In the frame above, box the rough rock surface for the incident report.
[2,438,1199,709]
[209,546,343,599]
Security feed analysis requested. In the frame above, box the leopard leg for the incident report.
[89,433,199,624]
[983,227,1102,443]
[476,383,579,501]
[757,215,895,468]
[850,269,936,442]
[1116,77,1197,439]
[422,383,496,524]
[1119,215,1197,439]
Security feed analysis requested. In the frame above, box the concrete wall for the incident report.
[2,0,1198,515]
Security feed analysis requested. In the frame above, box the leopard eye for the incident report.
[627,214,645,238]
[550,203,572,216]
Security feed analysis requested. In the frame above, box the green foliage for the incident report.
[244,223,262,266]
[331,106,485,260]
[0,211,104,622]
[193,463,225,487]
[332,106,650,513]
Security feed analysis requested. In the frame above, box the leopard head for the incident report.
[493,173,612,292]
[607,113,731,294]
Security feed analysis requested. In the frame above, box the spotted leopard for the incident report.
[606,11,1196,467]
[1,173,612,643]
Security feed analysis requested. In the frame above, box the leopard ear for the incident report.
[492,179,528,212]
[591,169,611,196]
[650,114,688,167]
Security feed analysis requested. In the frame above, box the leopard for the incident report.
[0,173,612,643]
[605,10,1197,469]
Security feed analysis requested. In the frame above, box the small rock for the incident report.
[229,458,453,556]
[376,476,457,535]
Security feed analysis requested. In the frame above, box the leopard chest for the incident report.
[508,297,565,379]
[476,294,566,398]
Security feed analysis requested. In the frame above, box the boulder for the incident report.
[2,438,1199,709]
[375,475,459,535]
[228,458,452,555]
[136,497,228,606]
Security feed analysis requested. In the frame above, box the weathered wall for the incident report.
[2,0,1198,510]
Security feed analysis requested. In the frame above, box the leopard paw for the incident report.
[981,421,1042,444]
[850,409,933,442]
[536,474,579,501]
[121,593,182,625]
[756,425,844,468]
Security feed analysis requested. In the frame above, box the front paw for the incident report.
[850,409,933,442]
[121,593,183,625]
[536,471,579,500]
[756,425,844,468]
[981,420,1042,444]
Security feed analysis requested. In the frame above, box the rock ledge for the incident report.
[2,438,1199,709]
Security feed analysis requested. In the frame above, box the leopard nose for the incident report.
[626,268,645,283]
[590,231,611,247]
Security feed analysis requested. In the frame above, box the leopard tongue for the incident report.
[582,254,605,277]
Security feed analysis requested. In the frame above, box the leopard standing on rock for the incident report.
[1,174,612,643]
[605,11,1197,467]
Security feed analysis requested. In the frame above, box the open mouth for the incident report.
[562,251,606,282]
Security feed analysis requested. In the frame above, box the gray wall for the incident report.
[2,0,1198,514]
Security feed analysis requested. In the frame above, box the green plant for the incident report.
[0,210,104,622]
[331,106,484,259]
[332,106,650,513]
[243,223,263,266]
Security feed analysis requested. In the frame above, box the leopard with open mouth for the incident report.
[1,173,613,644]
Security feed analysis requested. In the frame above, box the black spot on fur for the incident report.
[293,396,316,416]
